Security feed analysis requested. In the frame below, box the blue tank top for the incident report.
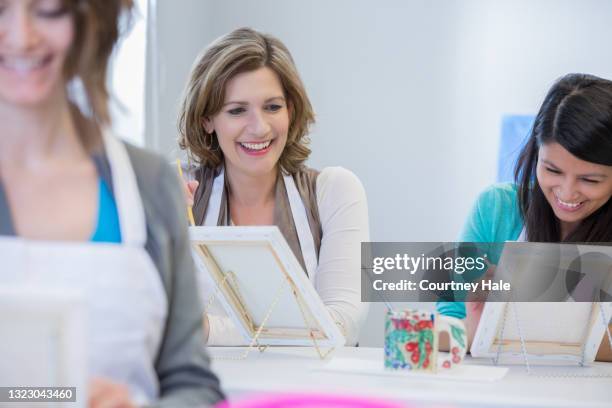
[91,179,122,243]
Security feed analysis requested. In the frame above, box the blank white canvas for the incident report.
[499,302,593,344]
[205,243,316,329]
[190,226,344,347]
[0,288,87,407]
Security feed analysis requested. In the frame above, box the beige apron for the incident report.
[0,132,167,404]
[193,165,323,281]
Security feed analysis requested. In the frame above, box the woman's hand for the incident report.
[203,313,210,342]
[88,377,136,408]
[596,324,612,362]
[465,301,485,350]
[465,261,496,303]
[464,261,496,350]
[183,180,199,207]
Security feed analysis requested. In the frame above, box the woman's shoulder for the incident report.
[312,167,368,226]
[315,166,365,193]
[292,165,366,202]
[463,182,522,242]
[124,143,175,192]
[123,143,185,231]
[475,182,519,214]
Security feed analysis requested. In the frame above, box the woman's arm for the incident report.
[596,325,612,362]
[316,167,370,346]
[437,184,520,349]
[206,313,249,346]
[435,185,491,344]
[128,147,225,406]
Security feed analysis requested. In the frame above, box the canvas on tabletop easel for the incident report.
[471,243,612,377]
[190,226,345,359]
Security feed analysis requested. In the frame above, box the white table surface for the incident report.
[209,346,612,408]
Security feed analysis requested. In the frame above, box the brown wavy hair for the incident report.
[178,27,315,174]
[62,0,134,142]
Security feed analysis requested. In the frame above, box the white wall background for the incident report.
[145,0,215,156]
[146,0,612,346]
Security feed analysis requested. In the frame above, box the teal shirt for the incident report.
[91,179,121,243]
[437,183,523,318]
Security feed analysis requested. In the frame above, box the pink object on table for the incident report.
[216,393,411,408]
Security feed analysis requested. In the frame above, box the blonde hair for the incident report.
[178,27,315,173]
[64,0,133,129]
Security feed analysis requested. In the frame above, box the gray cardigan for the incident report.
[0,143,225,407]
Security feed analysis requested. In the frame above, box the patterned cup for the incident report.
[384,309,467,372]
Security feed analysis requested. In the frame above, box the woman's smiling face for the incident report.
[0,0,74,107]
[536,142,612,231]
[204,66,290,179]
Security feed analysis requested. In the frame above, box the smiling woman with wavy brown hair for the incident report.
[178,27,314,173]
[177,27,370,347]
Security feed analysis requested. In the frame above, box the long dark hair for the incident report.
[514,73,612,242]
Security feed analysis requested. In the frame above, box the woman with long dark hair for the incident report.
[438,73,612,360]
[516,73,612,243]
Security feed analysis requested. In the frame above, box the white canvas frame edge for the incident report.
[471,301,612,363]
[470,302,504,359]
[0,287,88,405]
[472,240,612,363]
[189,226,345,347]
